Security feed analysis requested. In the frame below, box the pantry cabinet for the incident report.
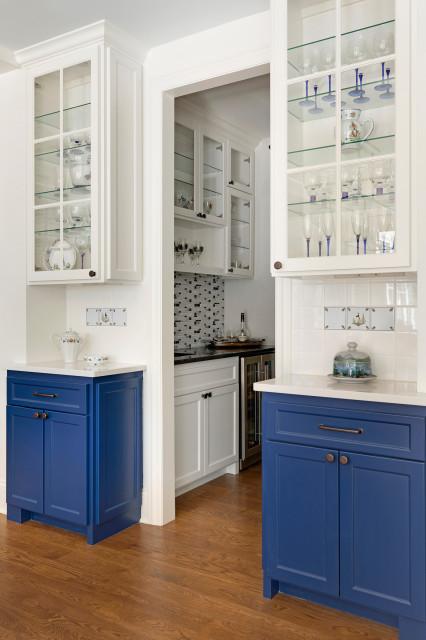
[270,0,412,276]
[174,358,239,494]
[17,22,142,284]
[174,103,255,278]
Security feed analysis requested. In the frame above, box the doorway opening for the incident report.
[170,70,274,505]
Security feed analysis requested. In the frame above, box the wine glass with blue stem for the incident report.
[322,75,335,103]
[354,72,370,104]
[380,68,395,100]
[308,84,324,115]
[299,80,315,108]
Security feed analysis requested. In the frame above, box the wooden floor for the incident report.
[0,466,397,640]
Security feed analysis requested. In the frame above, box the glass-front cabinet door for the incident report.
[31,51,98,281]
[228,143,254,194]
[272,0,410,274]
[226,188,254,276]
[201,132,226,225]
[174,122,197,218]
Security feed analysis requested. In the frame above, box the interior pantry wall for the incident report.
[224,139,274,343]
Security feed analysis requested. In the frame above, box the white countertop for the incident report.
[8,361,147,378]
[254,374,426,406]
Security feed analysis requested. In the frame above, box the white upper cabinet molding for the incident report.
[19,21,142,284]
[271,0,412,276]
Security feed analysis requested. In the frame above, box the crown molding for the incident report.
[15,20,145,67]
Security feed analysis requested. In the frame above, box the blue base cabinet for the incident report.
[262,393,426,639]
[6,370,143,544]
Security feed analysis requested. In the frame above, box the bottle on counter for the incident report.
[239,312,250,342]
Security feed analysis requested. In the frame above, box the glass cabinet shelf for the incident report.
[288,198,336,216]
[35,142,91,164]
[288,135,395,168]
[35,224,91,234]
[341,192,395,210]
[35,102,91,135]
[35,185,91,205]
[341,76,395,110]
[288,19,395,81]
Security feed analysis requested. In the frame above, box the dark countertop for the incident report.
[174,345,275,366]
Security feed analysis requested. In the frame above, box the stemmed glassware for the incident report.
[380,68,395,100]
[361,213,369,255]
[354,72,369,104]
[320,207,334,257]
[303,214,314,257]
[308,84,323,115]
[193,241,204,266]
[322,75,335,103]
[375,62,392,92]
[304,172,324,202]
[341,165,359,199]
[299,80,314,108]
[351,211,363,255]
[174,239,188,264]
[73,231,90,269]
[370,160,392,195]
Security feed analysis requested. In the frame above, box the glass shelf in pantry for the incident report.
[341,78,395,111]
[288,198,336,216]
[341,60,395,108]
[203,162,223,176]
[175,150,194,162]
[231,217,250,225]
[175,176,194,189]
[341,20,395,67]
[35,185,91,205]
[341,192,395,211]
[203,186,223,197]
[287,35,336,80]
[231,243,250,250]
[34,102,91,134]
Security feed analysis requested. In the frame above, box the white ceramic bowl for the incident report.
[84,354,108,366]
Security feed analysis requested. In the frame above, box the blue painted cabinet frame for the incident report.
[262,393,426,640]
[6,370,143,544]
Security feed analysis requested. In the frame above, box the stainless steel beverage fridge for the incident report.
[240,352,275,469]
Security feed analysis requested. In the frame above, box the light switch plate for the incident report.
[347,306,369,331]
[324,307,346,330]
[86,308,127,327]
[370,306,395,331]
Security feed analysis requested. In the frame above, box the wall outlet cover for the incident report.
[347,307,369,331]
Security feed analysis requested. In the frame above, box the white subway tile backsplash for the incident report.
[347,282,370,306]
[291,277,417,384]
[370,280,395,306]
[395,307,417,332]
[396,281,417,306]
[324,283,347,307]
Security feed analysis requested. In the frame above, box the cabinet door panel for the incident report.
[95,377,142,524]
[205,384,238,474]
[263,441,339,596]
[175,392,204,489]
[7,406,44,513]
[44,411,88,525]
[340,453,425,620]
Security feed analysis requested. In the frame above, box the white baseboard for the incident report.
[175,465,236,497]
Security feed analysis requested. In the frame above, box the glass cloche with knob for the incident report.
[332,341,373,379]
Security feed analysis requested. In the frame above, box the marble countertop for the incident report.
[8,361,147,378]
[174,345,275,366]
[254,374,426,406]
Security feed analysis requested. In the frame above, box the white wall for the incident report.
[0,69,27,513]
[224,139,274,343]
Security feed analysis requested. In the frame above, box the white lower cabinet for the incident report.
[175,359,239,495]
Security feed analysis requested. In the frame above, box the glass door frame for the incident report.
[28,45,100,283]
[273,0,411,275]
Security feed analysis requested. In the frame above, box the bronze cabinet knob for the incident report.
[340,455,350,465]
[33,412,40,419]
[41,412,48,420]
[325,453,335,463]
[273,261,283,270]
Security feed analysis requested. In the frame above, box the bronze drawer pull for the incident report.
[32,392,57,399]
[319,424,363,435]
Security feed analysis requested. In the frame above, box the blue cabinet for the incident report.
[6,370,143,544]
[262,393,426,640]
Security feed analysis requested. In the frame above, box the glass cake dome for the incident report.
[333,341,372,378]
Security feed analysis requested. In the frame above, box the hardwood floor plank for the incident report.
[0,466,397,639]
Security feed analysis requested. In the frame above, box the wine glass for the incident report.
[354,72,370,104]
[375,62,393,92]
[304,172,324,202]
[303,214,314,257]
[308,84,324,115]
[74,231,90,269]
[374,28,394,58]
[351,211,363,255]
[349,68,362,97]
[376,211,391,253]
[370,161,391,196]
[345,32,369,64]
[299,80,315,108]
[361,210,369,255]
[322,75,335,103]
[320,208,334,257]
[380,68,395,100]
[321,41,335,70]
[341,165,359,199]
[193,241,204,266]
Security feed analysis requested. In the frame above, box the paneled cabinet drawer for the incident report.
[263,397,426,461]
[8,373,90,415]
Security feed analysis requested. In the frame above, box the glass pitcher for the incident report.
[341,109,374,144]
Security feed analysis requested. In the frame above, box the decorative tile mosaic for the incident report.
[174,273,224,349]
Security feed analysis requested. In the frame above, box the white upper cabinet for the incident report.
[18,22,142,284]
[271,0,411,276]
[227,142,254,194]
